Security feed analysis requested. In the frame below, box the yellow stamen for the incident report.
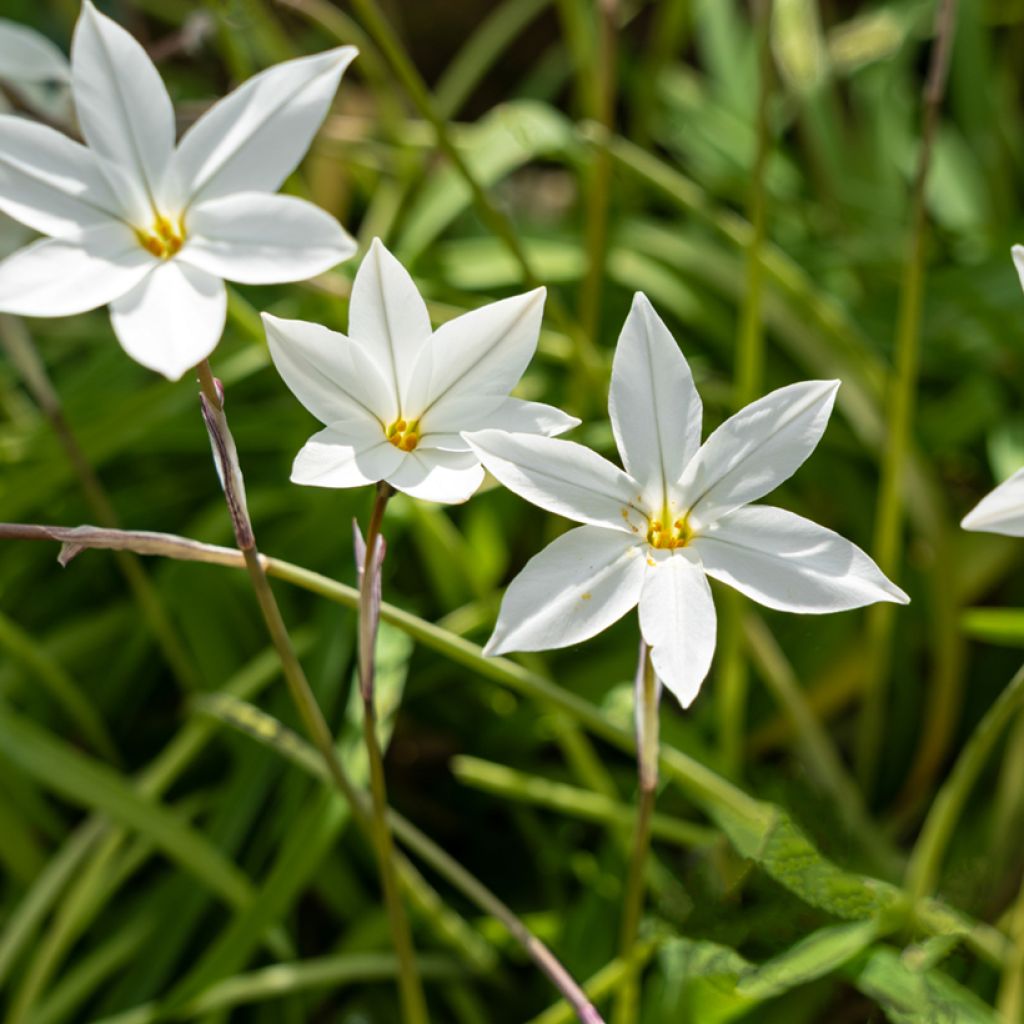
[386,418,420,452]
[646,514,694,550]
[137,215,185,260]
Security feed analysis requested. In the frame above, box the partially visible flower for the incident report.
[265,238,579,504]
[0,2,357,379]
[0,18,71,257]
[465,293,908,708]
[961,469,1024,536]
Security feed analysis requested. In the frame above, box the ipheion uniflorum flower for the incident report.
[0,1,357,379]
[264,238,580,504]
[465,292,909,708]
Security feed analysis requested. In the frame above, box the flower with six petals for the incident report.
[265,238,579,504]
[0,1,357,379]
[465,293,909,708]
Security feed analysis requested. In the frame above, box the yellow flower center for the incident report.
[386,418,420,452]
[646,515,693,550]
[137,215,184,259]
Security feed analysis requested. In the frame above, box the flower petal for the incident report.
[109,260,226,380]
[180,191,355,284]
[0,114,121,238]
[638,550,717,708]
[694,505,909,612]
[166,46,357,208]
[464,429,646,533]
[71,2,174,222]
[263,312,394,427]
[291,418,403,489]
[961,468,1024,537]
[348,238,432,405]
[386,449,484,504]
[610,292,702,509]
[0,18,70,84]
[423,397,580,451]
[418,288,547,426]
[0,223,153,316]
[486,525,645,656]
[678,379,839,527]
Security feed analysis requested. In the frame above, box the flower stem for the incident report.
[613,643,658,1024]
[356,483,430,1024]
[716,0,772,780]
[193,361,428,1021]
[905,662,1024,903]
[856,0,957,795]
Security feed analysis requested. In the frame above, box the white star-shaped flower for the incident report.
[0,2,357,379]
[265,238,579,505]
[465,293,909,707]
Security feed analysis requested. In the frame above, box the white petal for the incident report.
[166,47,357,208]
[464,429,646,533]
[961,468,1024,537]
[291,419,403,489]
[0,223,153,316]
[423,397,579,451]
[71,2,173,222]
[1012,245,1024,294]
[0,114,121,238]
[418,289,547,427]
[180,192,356,284]
[348,238,432,405]
[263,312,394,427]
[638,550,717,709]
[486,526,645,656]
[0,19,70,84]
[678,380,839,527]
[109,260,226,380]
[694,505,909,612]
[386,449,484,504]
[610,292,702,509]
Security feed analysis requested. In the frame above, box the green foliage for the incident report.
[2,0,1024,1020]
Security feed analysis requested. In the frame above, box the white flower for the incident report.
[0,2,357,379]
[264,238,579,505]
[961,468,1024,536]
[465,293,909,708]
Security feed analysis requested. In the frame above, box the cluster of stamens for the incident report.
[386,418,420,452]
[646,515,693,550]
[137,215,184,259]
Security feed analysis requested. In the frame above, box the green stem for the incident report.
[856,0,958,794]
[905,662,1024,902]
[715,0,772,780]
[0,315,199,694]
[357,483,430,1024]
[613,644,658,1024]
[999,876,1024,1022]
[578,0,618,346]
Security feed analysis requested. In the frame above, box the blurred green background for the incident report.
[3,0,1024,1020]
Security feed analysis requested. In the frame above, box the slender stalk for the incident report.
[715,0,772,780]
[856,0,958,793]
[905,662,1024,902]
[578,0,618,346]
[0,315,199,694]
[613,643,658,1024]
[193,361,427,1020]
[355,484,429,1024]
